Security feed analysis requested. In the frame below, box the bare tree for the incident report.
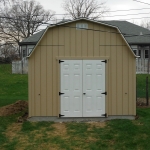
[62,0,109,20]
[0,0,55,55]
[0,42,18,63]
[141,19,150,30]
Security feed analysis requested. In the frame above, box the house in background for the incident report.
[13,19,150,74]
[19,30,46,58]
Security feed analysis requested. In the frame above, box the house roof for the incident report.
[19,29,46,45]
[100,20,150,45]
[20,19,150,46]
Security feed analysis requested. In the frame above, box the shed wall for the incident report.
[28,20,136,117]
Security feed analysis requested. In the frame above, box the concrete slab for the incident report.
[28,116,135,122]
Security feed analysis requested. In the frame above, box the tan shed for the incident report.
[27,18,136,120]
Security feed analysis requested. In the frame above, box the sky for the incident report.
[35,0,150,25]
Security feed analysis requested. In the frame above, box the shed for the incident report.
[27,18,136,120]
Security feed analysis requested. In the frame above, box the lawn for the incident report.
[0,108,150,150]
[0,64,28,107]
[136,74,150,98]
[0,64,150,149]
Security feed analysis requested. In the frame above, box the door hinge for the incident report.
[59,114,65,117]
[59,92,65,95]
[101,92,107,95]
[59,60,64,63]
[102,60,107,63]
[101,113,107,117]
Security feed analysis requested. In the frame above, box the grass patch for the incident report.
[0,64,28,107]
[1,64,150,149]
[136,74,150,98]
[0,109,150,150]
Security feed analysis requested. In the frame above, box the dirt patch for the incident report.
[87,121,106,128]
[87,121,106,131]
[136,98,150,108]
[5,123,22,140]
[0,100,28,116]
[52,123,67,136]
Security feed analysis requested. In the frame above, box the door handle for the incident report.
[83,93,86,95]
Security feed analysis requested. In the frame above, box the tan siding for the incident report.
[104,28,110,115]
[93,24,99,56]
[122,46,129,115]
[110,28,117,115]
[99,25,107,56]
[46,46,53,116]
[28,20,136,117]
[64,27,70,56]
[128,55,134,115]
[116,38,123,115]
[70,27,76,56]
[76,30,82,56]
[34,46,41,116]
[58,27,65,56]
[28,59,31,117]
[52,47,59,116]
[40,46,47,116]
[47,30,53,45]
[133,61,136,115]
[31,55,35,117]
[81,29,88,56]
[88,23,94,56]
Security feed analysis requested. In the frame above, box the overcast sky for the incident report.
[35,0,150,25]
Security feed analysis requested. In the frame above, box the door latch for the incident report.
[83,93,86,95]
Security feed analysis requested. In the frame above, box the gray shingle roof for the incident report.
[20,20,150,45]
[19,29,45,45]
[100,20,150,44]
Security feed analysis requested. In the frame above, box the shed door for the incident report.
[60,60,105,117]
[60,60,83,117]
[83,60,105,117]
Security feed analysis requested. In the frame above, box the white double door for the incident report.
[60,60,105,117]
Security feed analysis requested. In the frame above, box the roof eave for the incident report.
[19,42,37,46]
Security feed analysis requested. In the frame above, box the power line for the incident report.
[133,0,150,5]
[1,7,150,17]
[53,24,150,38]
[104,12,150,18]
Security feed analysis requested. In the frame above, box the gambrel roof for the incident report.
[19,19,150,46]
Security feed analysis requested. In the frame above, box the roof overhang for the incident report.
[19,42,37,46]
[27,18,137,58]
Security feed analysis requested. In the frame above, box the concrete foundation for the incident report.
[28,116,135,122]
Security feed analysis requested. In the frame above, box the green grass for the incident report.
[136,74,150,98]
[0,64,28,107]
[0,108,150,150]
[0,64,150,149]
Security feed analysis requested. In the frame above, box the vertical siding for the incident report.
[70,26,76,56]
[105,26,112,115]
[28,59,32,117]
[34,46,41,116]
[88,23,93,56]
[99,25,106,56]
[110,28,117,115]
[28,20,136,117]
[46,46,53,116]
[31,55,35,116]
[122,46,129,115]
[76,27,82,56]
[40,46,47,116]
[81,28,88,56]
[116,37,123,115]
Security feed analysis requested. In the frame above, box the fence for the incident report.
[136,59,150,74]
[12,58,28,74]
